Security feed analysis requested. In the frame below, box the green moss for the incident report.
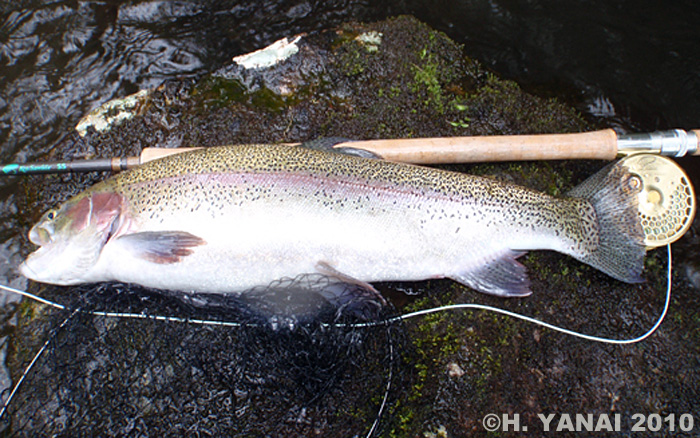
[192,76,247,108]
[337,36,373,77]
[382,293,467,434]
[249,87,287,112]
[408,30,465,115]
[191,77,291,113]
[17,299,37,320]
[411,55,445,113]
[448,101,471,129]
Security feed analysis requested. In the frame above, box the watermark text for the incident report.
[482,412,694,433]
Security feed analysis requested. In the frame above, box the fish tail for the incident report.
[566,161,646,283]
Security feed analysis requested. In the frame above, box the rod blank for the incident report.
[1,157,139,175]
[2,129,698,176]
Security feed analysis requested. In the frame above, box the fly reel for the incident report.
[619,154,696,249]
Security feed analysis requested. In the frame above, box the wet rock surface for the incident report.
[6,16,699,437]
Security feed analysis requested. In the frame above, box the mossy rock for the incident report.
[10,15,699,438]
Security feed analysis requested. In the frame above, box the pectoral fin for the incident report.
[117,231,206,264]
[450,251,531,297]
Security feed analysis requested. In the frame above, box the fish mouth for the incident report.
[19,244,66,284]
[19,248,89,286]
[18,259,39,282]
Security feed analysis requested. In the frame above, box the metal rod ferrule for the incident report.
[618,129,699,157]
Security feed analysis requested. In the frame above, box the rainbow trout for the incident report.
[20,144,645,297]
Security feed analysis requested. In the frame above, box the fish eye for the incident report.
[46,210,56,221]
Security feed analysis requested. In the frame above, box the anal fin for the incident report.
[450,251,531,297]
[117,231,206,264]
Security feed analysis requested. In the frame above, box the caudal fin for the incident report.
[566,161,646,283]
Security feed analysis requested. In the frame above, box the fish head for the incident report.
[20,191,124,285]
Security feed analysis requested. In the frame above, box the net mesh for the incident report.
[2,278,407,437]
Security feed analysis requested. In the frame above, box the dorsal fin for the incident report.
[300,137,382,159]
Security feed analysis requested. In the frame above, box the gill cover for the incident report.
[20,192,123,285]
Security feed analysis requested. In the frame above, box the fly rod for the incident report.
[2,128,698,175]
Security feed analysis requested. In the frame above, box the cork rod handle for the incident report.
[339,129,619,164]
[140,130,620,165]
[140,147,202,163]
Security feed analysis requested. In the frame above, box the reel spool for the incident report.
[619,154,696,249]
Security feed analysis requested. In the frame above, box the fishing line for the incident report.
[0,286,245,327]
[0,244,673,339]
[364,321,394,438]
[339,243,673,345]
[0,308,80,422]
[0,243,673,433]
